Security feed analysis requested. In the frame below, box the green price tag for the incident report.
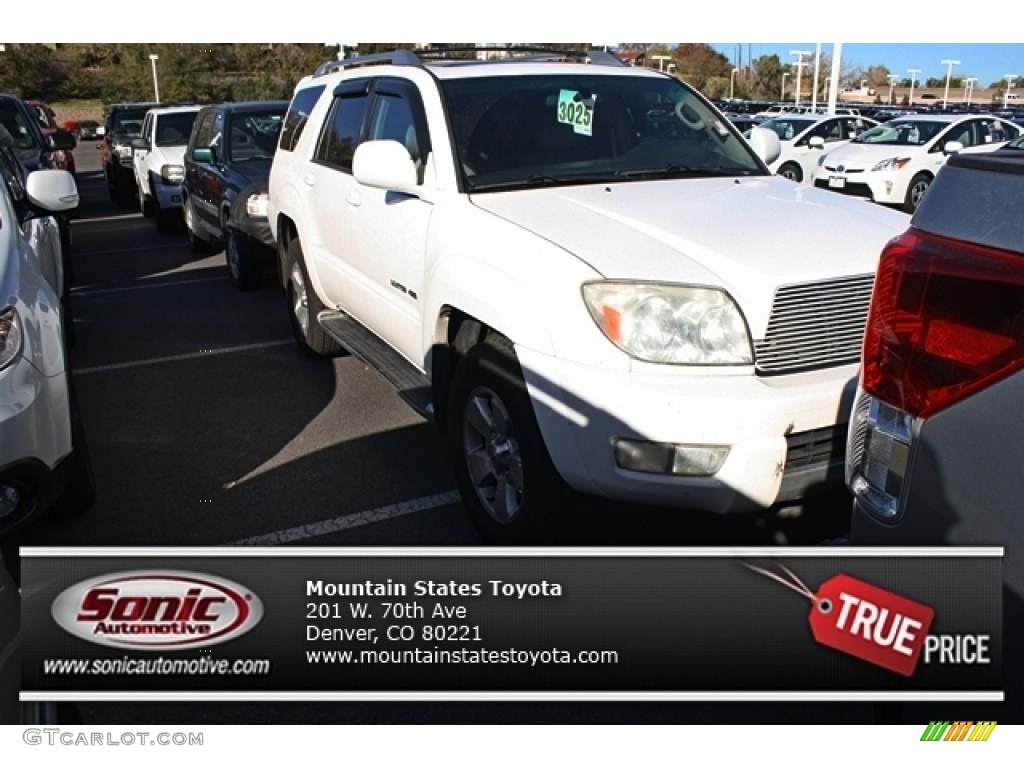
[557,89,595,136]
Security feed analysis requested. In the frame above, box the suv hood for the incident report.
[471,176,908,335]
[152,145,187,165]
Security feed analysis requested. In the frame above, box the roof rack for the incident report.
[311,46,627,78]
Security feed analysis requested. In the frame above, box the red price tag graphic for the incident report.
[743,563,935,677]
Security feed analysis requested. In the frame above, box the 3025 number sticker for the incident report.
[557,89,595,136]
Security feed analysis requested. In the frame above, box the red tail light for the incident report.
[861,228,1024,419]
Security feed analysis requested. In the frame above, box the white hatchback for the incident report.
[755,114,877,183]
[812,113,1021,212]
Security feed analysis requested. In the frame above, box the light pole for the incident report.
[811,42,821,111]
[790,50,811,105]
[941,59,960,109]
[1004,74,1018,108]
[781,72,789,102]
[964,77,977,107]
[729,67,738,100]
[149,54,160,102]
[888,74,897,105]
[907,68,921,106]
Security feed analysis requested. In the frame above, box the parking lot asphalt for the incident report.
[6,144,882,725]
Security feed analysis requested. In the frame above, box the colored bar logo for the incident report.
[920,721,997,741]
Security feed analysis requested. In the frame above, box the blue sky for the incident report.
[712,44,1023,88]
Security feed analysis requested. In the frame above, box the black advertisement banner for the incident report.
[20,547,1003,700]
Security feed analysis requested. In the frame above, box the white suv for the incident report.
[132,105,200,232]
[268,48,910,543]
[1,127,95,536]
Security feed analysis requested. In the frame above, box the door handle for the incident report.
[346,192,361,207]
[304,174,316,187]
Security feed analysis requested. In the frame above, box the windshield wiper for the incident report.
[469,173,620,192]
[615,165,747,179]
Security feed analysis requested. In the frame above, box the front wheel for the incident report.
[903,173,931,213]
[183,199,208,254]
[286,239,344,357]
[778,162,803,183]
[448,336,578,544]
[226,229,262,290]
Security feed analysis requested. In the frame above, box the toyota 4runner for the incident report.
[268,48,910,543]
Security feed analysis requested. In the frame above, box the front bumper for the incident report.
[152,180,184,210]
[516,347,858,513]
[813,169,908,204]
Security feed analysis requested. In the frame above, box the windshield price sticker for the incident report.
[557,89,595,136]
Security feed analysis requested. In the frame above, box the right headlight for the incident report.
[582,282,753,365]
[0,307,23,370]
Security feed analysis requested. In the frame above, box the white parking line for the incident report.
[74,340,295,375]
[72,213,144,224]
[226,491,462,545]
[77,243,191,257]
[73,276,227,296]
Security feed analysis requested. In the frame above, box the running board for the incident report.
[317,310,434,420]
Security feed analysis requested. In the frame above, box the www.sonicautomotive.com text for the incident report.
[43,656,271,675]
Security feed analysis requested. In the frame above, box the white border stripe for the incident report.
[74,340,294,375]
[20,546,1004,557]
[76,243,191,256]
[227,492,462,545]
[21,690,1004,702]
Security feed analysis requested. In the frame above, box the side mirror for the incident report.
[352,140,419,191]
[943,140,964,155]
[48,130,76,151]
[25,169,79,213]
[746,126,782,166]
[131,137,151,152]
[192,147,215,163]
[808,136,826,150]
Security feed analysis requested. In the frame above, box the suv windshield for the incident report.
[852,119,944,147]
[439,74,766,191]
[110,107,151,134]
[228,110,285,161]
[155,111,199,146]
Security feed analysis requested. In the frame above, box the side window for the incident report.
[280,85,325,152]
[210,113,224,153]
[314,93,370,171]
[193,112,215,148]
[0,148,27,207]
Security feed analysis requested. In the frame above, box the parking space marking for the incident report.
[72,213,144,224]
[73,340,295,375]
[76,243,191,257]
[226,491,462,545]
[73,276,228,296]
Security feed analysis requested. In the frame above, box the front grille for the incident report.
[754,274,875,375]
[813,179,875,199]
[785,424,847,472]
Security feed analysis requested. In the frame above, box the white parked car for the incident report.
[268,48,910,543]
[131,105,200,232]
[812,113,1021,212]
[755,114,877,183]
[0,127,95,537]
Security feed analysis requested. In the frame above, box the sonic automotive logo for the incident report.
[51,571,263,650]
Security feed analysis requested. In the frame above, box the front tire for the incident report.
[778,162,803,183]
[286,239,344,357]
[183,199,208,253]
[226,229,262,290]
[903,172,931,213]
[448,336,577,544]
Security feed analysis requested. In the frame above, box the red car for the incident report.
[25,99,76,174]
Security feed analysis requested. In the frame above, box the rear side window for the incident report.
[314,93,370,171]
[280,85,326,152]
